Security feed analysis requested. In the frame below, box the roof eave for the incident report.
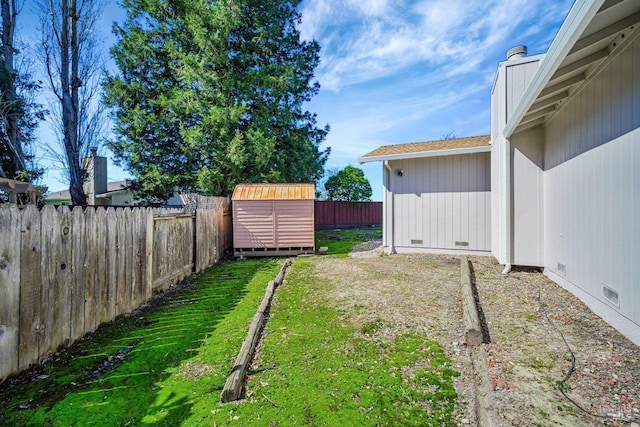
[504,0,605,138]
[359,145,492,163]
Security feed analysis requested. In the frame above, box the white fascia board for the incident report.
[96,188,130,198]
[504,0,605,138]
[358,145,491,163]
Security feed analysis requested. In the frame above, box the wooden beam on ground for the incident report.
[460,256,483,346]
[221,258,292,402]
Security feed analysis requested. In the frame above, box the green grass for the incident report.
[1,227,459,426]
[214,256,460,426]
[315,226,382,256]
[0,259,282,426]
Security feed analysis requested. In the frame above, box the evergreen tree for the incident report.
[105,0,329,200]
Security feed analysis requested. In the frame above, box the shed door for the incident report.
[274,201,314,248]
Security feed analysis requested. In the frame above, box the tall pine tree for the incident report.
[105,0,329,199]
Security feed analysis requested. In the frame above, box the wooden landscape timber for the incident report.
[221,258,292,402]
[460,256,483,346]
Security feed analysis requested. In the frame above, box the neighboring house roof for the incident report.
[359,135,491,163]
[505,0,640,136]
[232,183,315,201]
[43,180,130,201]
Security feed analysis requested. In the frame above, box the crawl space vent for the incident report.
[602,283,620,308]
[557,262,566,276]
[410,239,423,245]
[455,241,469,247]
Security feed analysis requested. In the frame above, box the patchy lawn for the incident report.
[2,227,462,426]
[0,259,283,426]
[5,226,633,426]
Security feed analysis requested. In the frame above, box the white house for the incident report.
[361,0,640,345]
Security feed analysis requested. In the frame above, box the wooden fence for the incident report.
[314,201,382,230]
[0,199,231,380]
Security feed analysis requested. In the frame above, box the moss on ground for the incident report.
[0,259,281,426]
[1,228,460,426]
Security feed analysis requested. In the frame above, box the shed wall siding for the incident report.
[233,200,314,249]
[542,38,640,330]
[387,153,491,252]
[233,201,274,248]
[274,201,314,247]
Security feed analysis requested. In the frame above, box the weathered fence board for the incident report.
[0,200,231,381]
[84,208,97,335]
[123,208,134,312]
[152,214,193,291]
[116,208,127,314]
[0,205,21,379]
[19,205,42,370]
[106,207,118,321]
[71,207,86,342]
[40,205,59,357]
[96,208,108,325]
[57,207,72,347]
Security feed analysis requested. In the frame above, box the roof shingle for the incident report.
[360,135,491,161]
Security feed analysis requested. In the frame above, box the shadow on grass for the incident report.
[0,259,277,426]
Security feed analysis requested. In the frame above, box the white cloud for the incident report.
[299,0,573,92]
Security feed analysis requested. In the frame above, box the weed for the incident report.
[360,318,384,335]
[529,356,553,371]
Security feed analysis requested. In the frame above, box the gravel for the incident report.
[311,247,640,426]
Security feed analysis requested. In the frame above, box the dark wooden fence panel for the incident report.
[314,201,382,230]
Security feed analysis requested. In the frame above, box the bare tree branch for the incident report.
[37,0,105,205]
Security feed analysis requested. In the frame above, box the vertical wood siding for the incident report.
[511,127,545,266]
[0,202,231,380]
[542,39,640,327]
[387,153,491,252]
[506,59,541,120]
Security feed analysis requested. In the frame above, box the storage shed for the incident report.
[232,183,315,257]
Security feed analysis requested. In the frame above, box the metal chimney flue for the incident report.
[506,45,527,61]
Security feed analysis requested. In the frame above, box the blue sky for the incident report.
[33,0,575,199]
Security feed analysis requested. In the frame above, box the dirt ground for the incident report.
[315,243,640,426]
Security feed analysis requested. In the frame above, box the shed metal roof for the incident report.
[359,135,491,163]
[232,183,315,201]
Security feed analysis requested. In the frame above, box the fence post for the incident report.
[0,205,21,379]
